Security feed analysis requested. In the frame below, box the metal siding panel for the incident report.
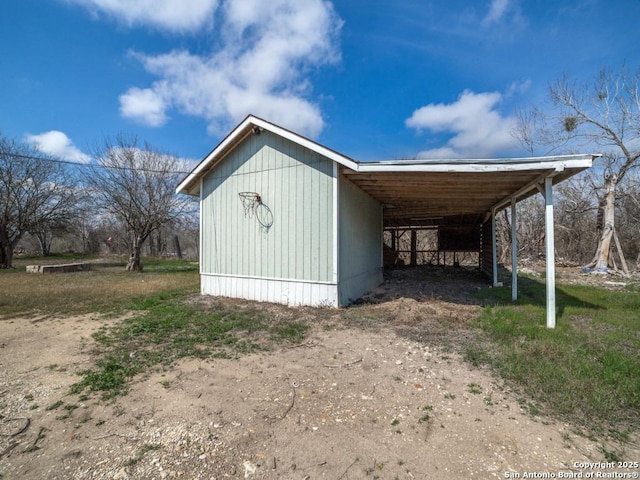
[199,131,335,285]
[310,156,320,280]
[302,148,312,279]
[302,143,310,280]
[338,175,383,303]
[321,158,332,281]
[288,140,297,279]
[201,274,339,307]
[294,144,305,279]
[265,144,275,278]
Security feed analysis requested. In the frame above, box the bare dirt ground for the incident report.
[1,267,638,479]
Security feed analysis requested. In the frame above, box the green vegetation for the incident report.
[467,383,482,395]
[45,400,64,411]
[124,443,162,466]
[421,404,434,419]
[71,290,308,398]
[470,278,640,436]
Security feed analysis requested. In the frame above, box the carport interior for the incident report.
[340,155,596,328]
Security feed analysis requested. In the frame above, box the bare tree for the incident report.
[514,66,640,273]
[86,135,188,272]
[0,134,78,268]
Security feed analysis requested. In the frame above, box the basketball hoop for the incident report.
[255,203,274,233]
[238,192,261,217]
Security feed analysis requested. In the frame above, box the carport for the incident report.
[341,154,597,328]
[178,114,596,322]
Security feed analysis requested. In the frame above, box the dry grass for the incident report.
[0,257,199,317]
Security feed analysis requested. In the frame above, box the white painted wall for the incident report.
[199,130,338,306]
[338,175,384,304]
[200,131,334,282]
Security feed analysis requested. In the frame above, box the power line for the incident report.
[1,152,194,175]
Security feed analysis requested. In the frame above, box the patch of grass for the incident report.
[0,257,199,317]
[599,445,623,463]
[124,443,161,466]
[470,279,640,435]
[71,291,309,399]
[467,383,482,395]
[419,414,431,423]
[45,400,63,411]
[270,319,308,344]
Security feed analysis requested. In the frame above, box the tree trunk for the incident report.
[173,235,182,259]
[35,229,53,257]
[126,236,143,272]
[0,243,8,269]
[156,231,163,257]
[587,175,617,272]
[0,225,14,269]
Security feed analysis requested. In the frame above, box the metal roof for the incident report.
[177,115,596,227]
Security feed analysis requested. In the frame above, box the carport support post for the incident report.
[410,229,417,266]
[544,177,556,328]
[511,198,518,302]
[491,209,499,287]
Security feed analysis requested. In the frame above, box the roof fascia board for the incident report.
[359,153,595,166]
[355,155,595,174]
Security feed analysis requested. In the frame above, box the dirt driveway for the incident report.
[1,267,637,479]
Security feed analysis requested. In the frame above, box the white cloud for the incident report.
[406,90,520,159]
[25,131,91,163]
[119,87,169,127]
[66,0,219,32]
[483,0,511,25]
[506,78,532,97]
[119,0,342,138]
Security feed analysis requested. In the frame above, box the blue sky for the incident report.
[1,0,639,165]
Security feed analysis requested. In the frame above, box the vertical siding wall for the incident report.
[338,175,383,304]
[200,131,336,305]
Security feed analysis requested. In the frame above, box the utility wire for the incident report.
[1,152,194,175]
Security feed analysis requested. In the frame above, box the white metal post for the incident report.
[332,163,340,305]
[491,209,499,287]
[544,177,556,328]
[511,198,518,302]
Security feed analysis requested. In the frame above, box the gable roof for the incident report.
[176,115,359,196]
[177,115,597,227]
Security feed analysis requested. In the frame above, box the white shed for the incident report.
[177,115,595,321]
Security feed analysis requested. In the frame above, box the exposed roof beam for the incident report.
[490,168,557,213]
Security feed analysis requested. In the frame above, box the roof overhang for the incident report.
[177,115,597,228]
[342,155,595,228]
